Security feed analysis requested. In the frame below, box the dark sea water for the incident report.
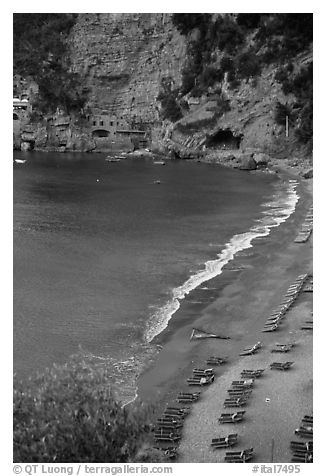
[13,152,298,403]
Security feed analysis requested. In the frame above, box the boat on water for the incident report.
[14,159,26,164]
[154,180,161,184]
[106,157,121,162]
[153,160,166,165]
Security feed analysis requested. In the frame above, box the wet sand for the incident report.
[135,162,312,463]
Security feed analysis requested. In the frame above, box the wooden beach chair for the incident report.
[193,368,215,377]
[290,441,313,452]
[302,415,313,425]
[239,342,262,356]
[270,361,294,370]
[227,390,252,399]
[156,417,183,426]
[176,392,200,403]
[231,379,254,387]
[294,426,313,438]
[224,447,254,462]
[154,433,181,442]
[157,416,183,425]
[218,411,245,423]
[206,356,227,366]
[164,406,190,417]
[291,453,313,463]
[187,374,214,385]
[211,434,238,449]
[224,397,247,407]
[262,323,279,332]
[271,343,295,353]
[240,369,264,378]
[301,321,313,330]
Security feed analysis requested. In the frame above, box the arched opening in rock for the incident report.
[13,113,19,120]
[206,129,242,149]
[92,129,109,138]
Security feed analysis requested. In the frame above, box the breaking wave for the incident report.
[144,179,299,342]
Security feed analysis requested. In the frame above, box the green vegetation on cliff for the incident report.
[13,357,163,463]
[13,14,87,114]
[172,13,313,148]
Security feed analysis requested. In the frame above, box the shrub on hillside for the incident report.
[236,51,262,79]
[13,357,158,463]
[172,13,211,35]
[213,15,245,54]
[220,56,235,73]
[157,78,183,122]
[274,101,292,125]
[200,65,224,88]
[236,13,262,29]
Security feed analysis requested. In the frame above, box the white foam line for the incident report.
[145,181,299,343]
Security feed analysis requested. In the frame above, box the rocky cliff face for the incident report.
[69,13,187,126]
[14,13,312,162]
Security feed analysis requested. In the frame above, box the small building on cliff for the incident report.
[88,112,148,150]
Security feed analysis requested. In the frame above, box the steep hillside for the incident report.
[13,13,312,160]
[69,13,186,126]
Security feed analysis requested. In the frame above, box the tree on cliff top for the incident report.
[14,357,163,463]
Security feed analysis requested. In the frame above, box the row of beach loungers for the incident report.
[294,206,313,243]
[211,368,267,462]
[154,359,227,458]
[291,415,313,462]
[262,274,309,332]
[155,269,311,460]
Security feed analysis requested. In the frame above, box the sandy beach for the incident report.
[136,160,313,463]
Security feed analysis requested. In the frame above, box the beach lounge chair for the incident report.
[155,423,183,432]
[262,324,279,332]
[270,361,294,370]
[227,390,252,398]
[156,422,183,429]
[187,374,214,385]
[301,322,313,330]
[158,413,183,421]
[164,406,190,416]
[239,342,262,356]
[224,397,247,407]
[211,434,238,448]
[154,433,181,442]
[206,356,227,366]
[218,411,245,423]
[224,447,254,462]
[291,453,313,463]
[294,426,313,438]
[302,415,313,425]
[231,379,254,387]
[193,368,215,377]
[163,412,185,420]
[176,392,200,403]
[290,441,313,452]
[271,343,295,353]
[240,369,264,378]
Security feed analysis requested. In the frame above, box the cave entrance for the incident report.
[206,129,242,150]
[92,129,110,138]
